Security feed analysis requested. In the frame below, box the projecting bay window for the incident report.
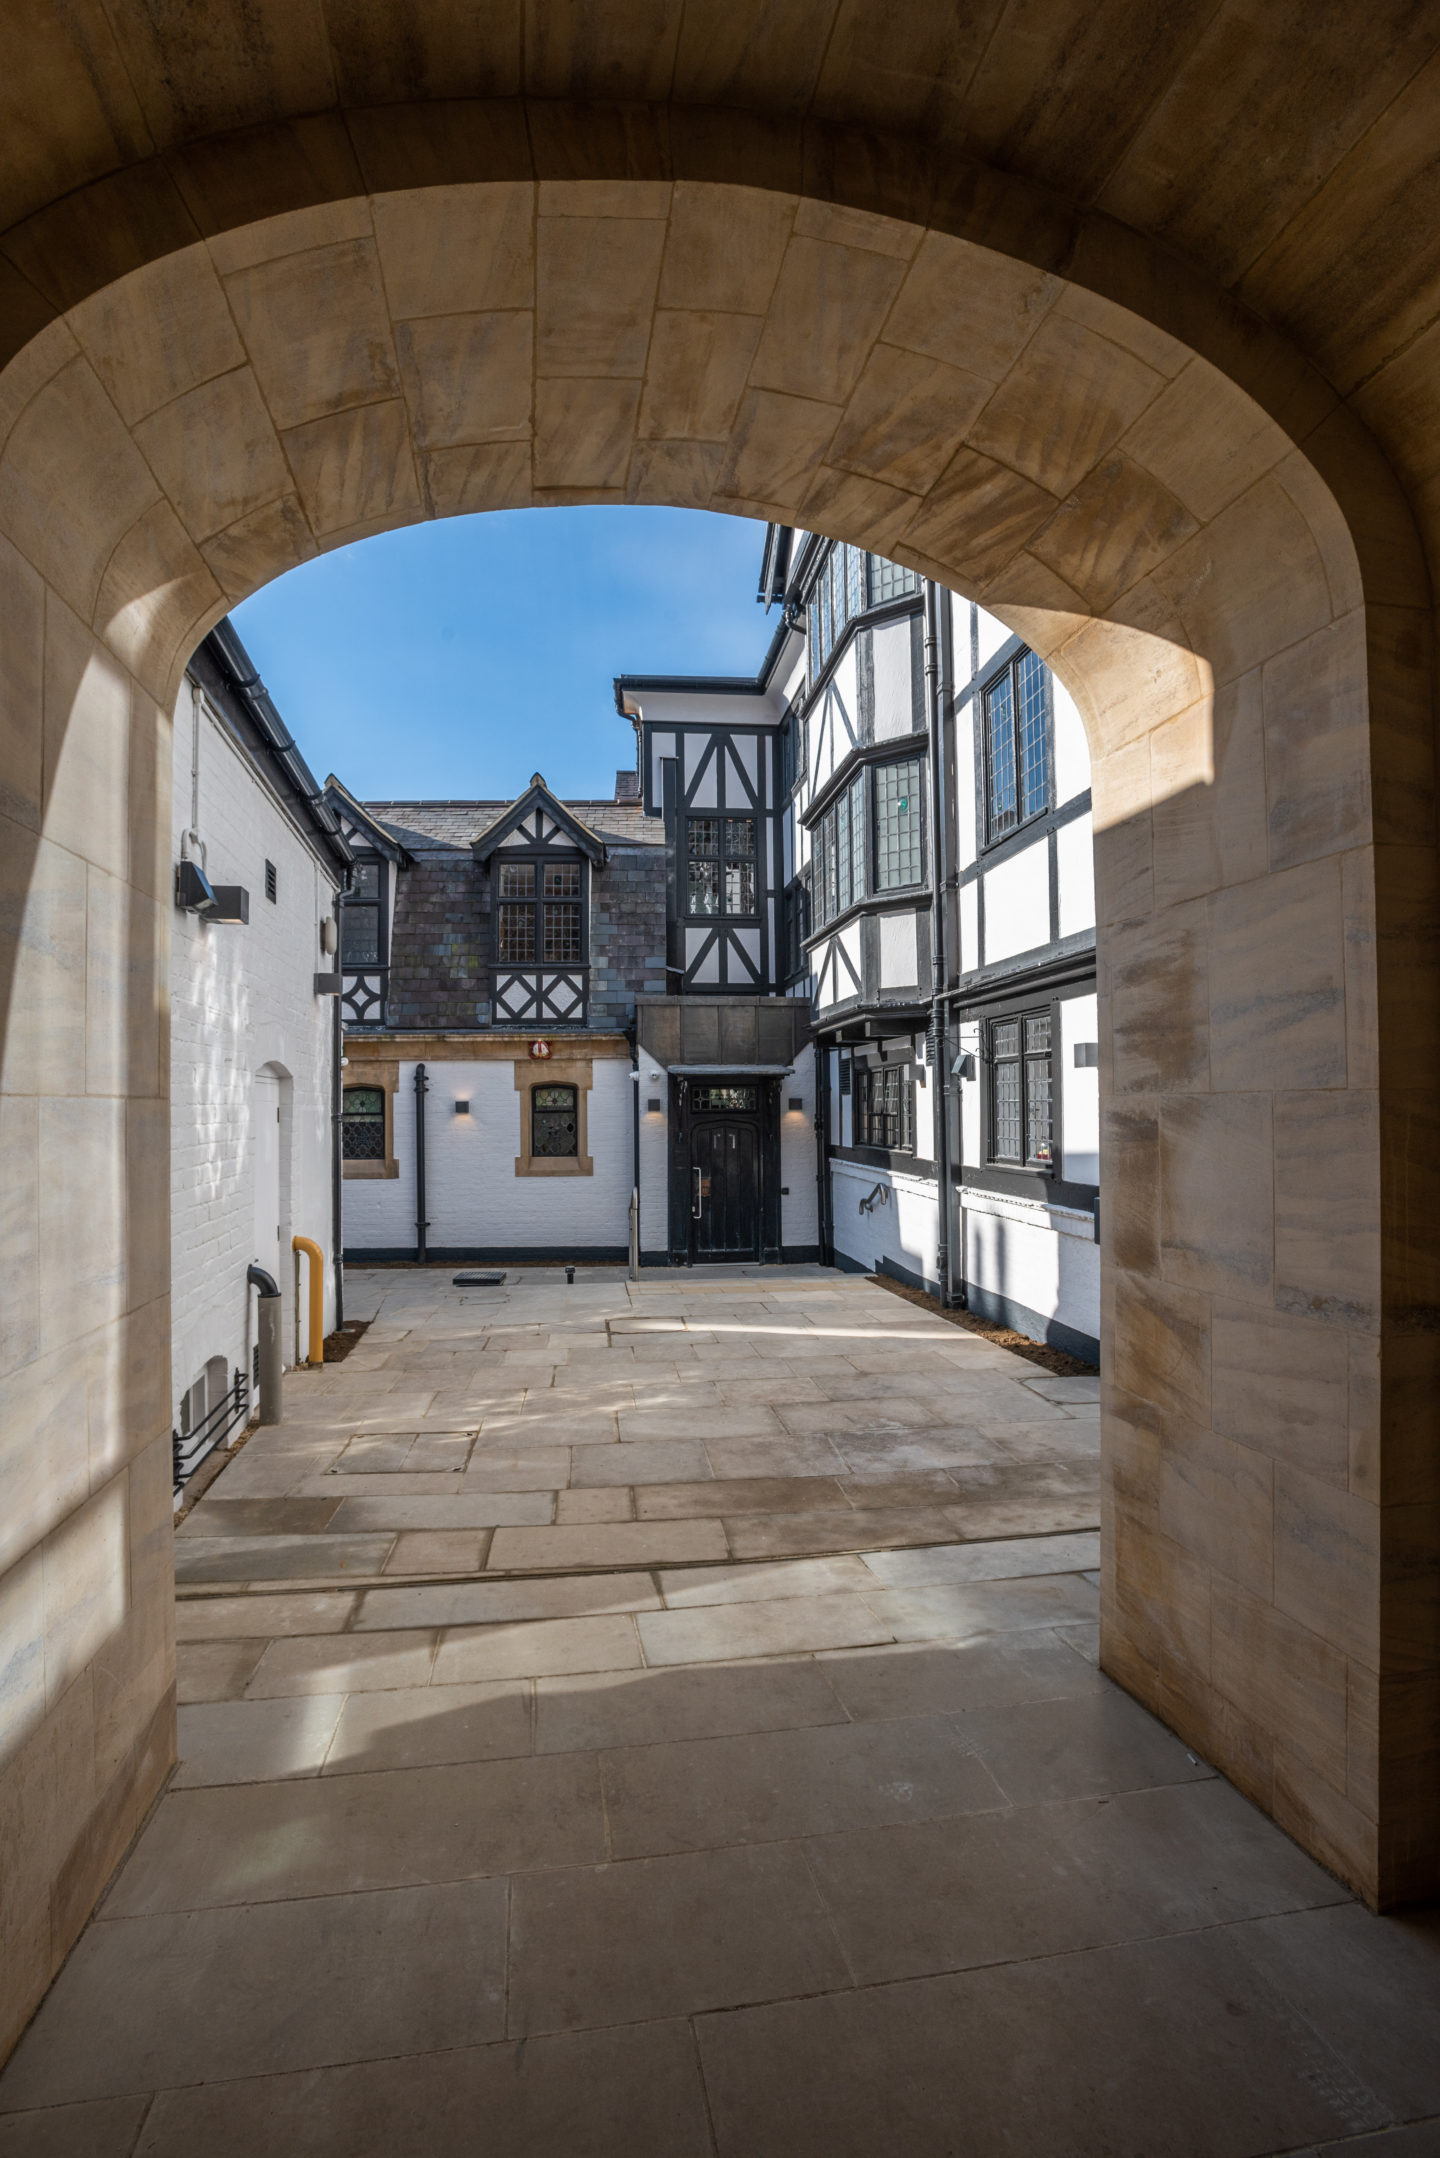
[808,544,922,682]
[497,858,585,963]
[984,647,1050,842]
[989,1011,1054,1169]
[856,1063,913,1152]
[874,757,923,891]
[811,774,866,929]
[686,817,757,918]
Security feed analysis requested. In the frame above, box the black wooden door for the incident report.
[691,1119,760,1259]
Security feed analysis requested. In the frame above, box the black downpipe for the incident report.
[414,1062,429,1264]
[816,1044,834,1267]
[627,1018,641,1279]
[330,991,344,1329]
[924,582,957,1307]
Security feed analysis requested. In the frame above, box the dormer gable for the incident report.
[471,774,608,867]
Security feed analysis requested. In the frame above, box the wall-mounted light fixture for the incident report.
[646,1097,662,1113]
[952,1052,977,1079]
[454,1098,470,1116]
[1073,1042,1099,1069]
[787,1096,804,1111]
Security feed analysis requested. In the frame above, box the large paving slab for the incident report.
[5,1266,1438,2151]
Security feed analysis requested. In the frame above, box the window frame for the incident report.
[340,854,388,970]
[982,647,1053,848]
[684,813,760,921]
[986,1005,1055,1172]
[873,754,925,894]
[809,771,868,931]
[854,1060,914,1153]
[806,543,921,688]
[531,1080,580,1159]
[492,849,588,968]
[340,1083,387,1162]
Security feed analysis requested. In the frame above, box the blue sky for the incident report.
[231,507,774,803]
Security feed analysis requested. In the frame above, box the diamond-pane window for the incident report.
[532,1083,578,1157]
[342,1085,385,1161]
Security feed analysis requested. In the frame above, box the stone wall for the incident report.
[1,158,1438,2064]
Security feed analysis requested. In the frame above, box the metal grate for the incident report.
[174,1367,250,1497]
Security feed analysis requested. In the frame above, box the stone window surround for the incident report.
[342,1059,399,1179]
[514,1055,594,1176]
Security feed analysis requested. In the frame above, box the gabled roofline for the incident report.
[471,774,608,865]
[322,775,414,867]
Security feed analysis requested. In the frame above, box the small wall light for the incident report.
[454,1098,470,1116]
[952,1052,977,1079]
[787,1096,804,1111]
[1073,1042,1099,1069]
[647,1097,662,1113]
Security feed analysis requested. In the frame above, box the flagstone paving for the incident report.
[2,1267,1437,2155]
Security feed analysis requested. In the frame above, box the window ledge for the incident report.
[344,1160,399,1179]
[515,1155,594,1177]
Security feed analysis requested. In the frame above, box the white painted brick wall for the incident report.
[170,684,340,1426]
[343,1058,635,1253]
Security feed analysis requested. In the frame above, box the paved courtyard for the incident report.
[1,1268,1437,2155]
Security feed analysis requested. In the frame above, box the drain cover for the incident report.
[452,1270,505,1286]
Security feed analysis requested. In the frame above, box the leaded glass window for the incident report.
[342,859,382,966]
[341,1085,386,1161]
[868,555,921,604]
[875,758,923,890]
[989,1011,1053,1168]
[856,1063,912,1151]
[532,1083,578,1157]
[494,855,586,965]
[687,818,721,915]
[692,1084,758,1111]
[810,773,866,928]
[985,648,1050,841]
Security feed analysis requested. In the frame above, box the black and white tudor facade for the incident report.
[324,527,1096,1351]
[619,525,1100,1358]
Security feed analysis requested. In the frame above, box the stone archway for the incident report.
[0,156,1435,2057]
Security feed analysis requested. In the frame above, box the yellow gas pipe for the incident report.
[291,1236,325,1365]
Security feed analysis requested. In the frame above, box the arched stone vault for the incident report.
[1,48,1439,2055]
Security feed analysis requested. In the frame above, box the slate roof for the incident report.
[362,800,663,852]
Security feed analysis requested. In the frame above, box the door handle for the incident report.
[692,1166,703,1219]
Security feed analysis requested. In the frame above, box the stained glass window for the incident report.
[532,1083,578,1156]
[341,1086,385,1161]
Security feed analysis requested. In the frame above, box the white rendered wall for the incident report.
[832,1158,940,1289]
[170,688,339,1429]
[1052,676,1090,807]
[1061,993,1100,1185]
[780,1046,818,1252]
[871,619,913,740]
[982,839,1050,963]
[960,1188,1099,1349]
[637,1062,670,1256]
[342,1058,634,1254]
